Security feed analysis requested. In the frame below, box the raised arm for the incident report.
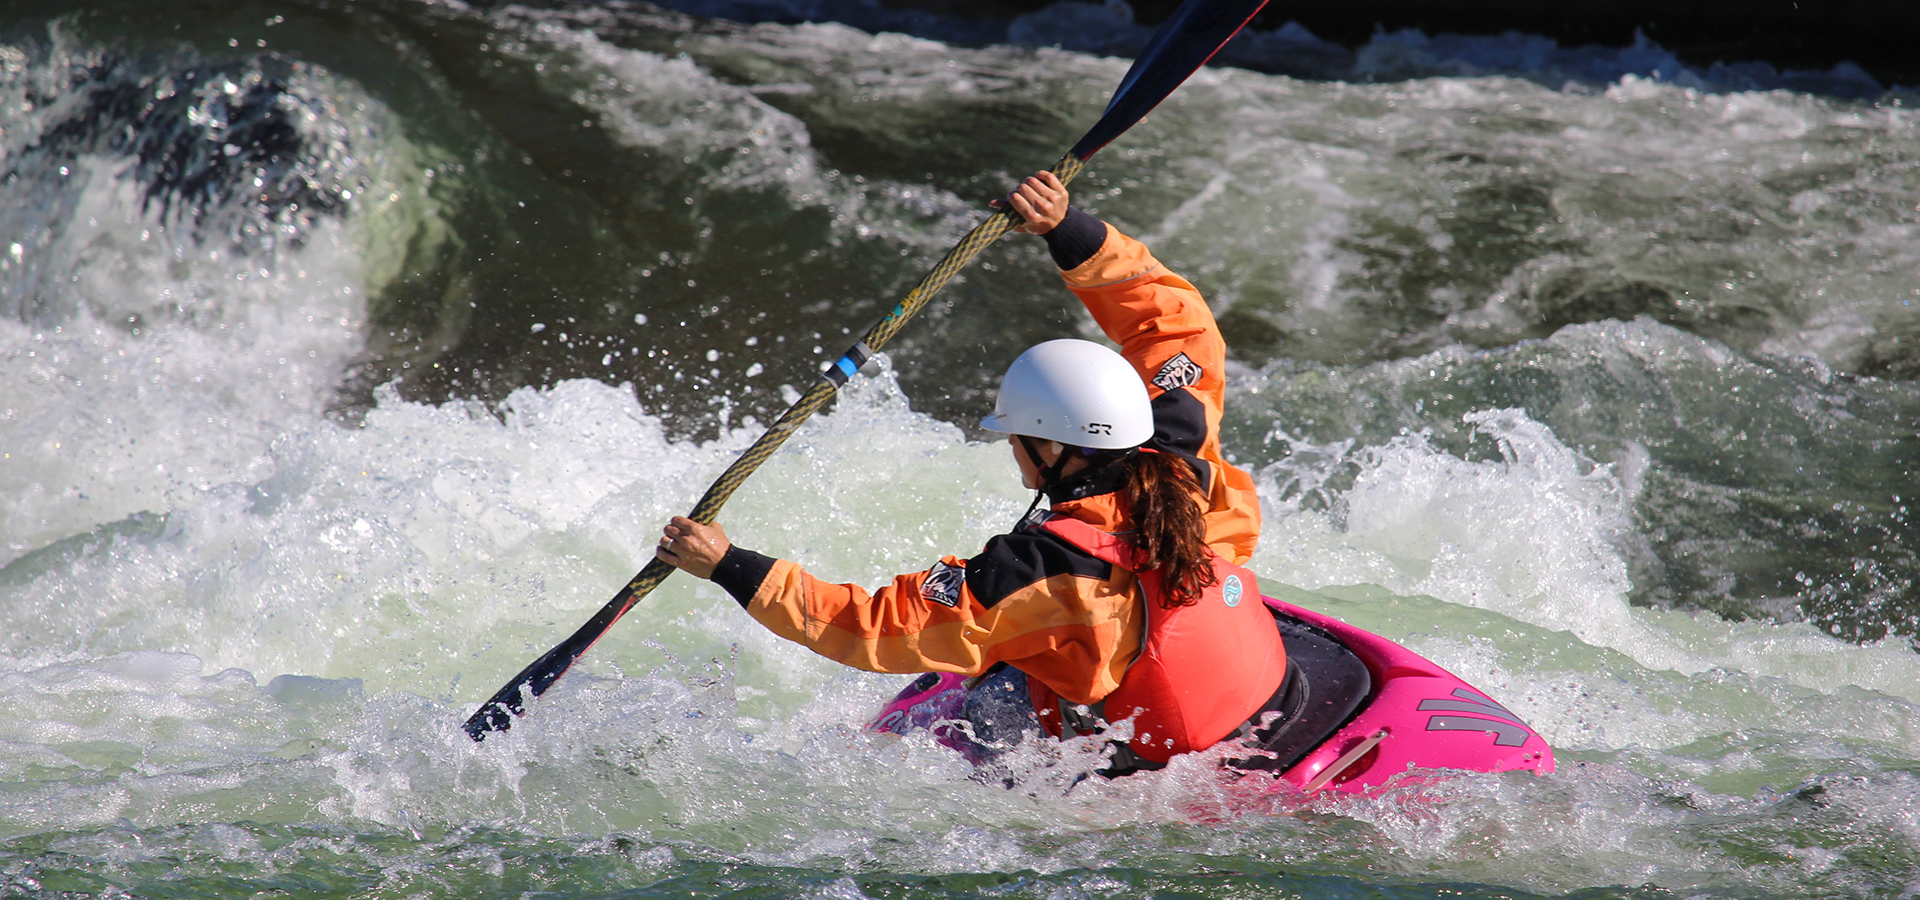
[1042,211,1261,564]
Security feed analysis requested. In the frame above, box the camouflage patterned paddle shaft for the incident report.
[463,153,1085,740]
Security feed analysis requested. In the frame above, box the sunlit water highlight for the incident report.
[1,1,1917,898]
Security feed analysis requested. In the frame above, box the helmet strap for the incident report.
[1018,487,1048,527]
[1018,435,1077,489]
[1016,436,1137,523]
[1016,435,1072,524]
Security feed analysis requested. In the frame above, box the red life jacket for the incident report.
[1027,515,1288,764]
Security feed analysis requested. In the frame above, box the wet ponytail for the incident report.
[1123,450,1216,608]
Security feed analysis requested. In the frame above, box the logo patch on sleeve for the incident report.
[1151,352,1203,391]
[921,561,964,608]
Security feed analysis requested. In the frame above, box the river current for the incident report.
[1,1,1916,897]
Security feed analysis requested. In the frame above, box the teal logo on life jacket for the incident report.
[1222,575,1243,607]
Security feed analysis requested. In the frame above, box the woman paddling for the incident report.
[657,171,1294,775]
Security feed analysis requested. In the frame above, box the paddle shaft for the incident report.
[464,0,1270,740]
[464,156,1087,739]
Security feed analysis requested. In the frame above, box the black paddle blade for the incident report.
[463,576,651,740]
[462,645,563,741]
[1069,0,1269,161]
[464,695,520,741]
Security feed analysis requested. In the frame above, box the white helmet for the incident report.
[979,339,1154,450]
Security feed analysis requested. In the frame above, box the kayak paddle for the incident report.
[464,0,1271,741]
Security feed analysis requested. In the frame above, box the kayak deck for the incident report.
[867,594,1555,794]
[1259,594,1553,794]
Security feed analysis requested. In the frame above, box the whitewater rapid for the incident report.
[2,2,1917,898]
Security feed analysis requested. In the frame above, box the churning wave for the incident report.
[642,0,1910,100]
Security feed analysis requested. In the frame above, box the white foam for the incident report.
[1253,398,1920,703]
[0,49,447,564]
[1,345,1917,900]
[0,229,366,563]
[10,355,1913,717]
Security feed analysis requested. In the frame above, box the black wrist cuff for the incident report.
[1043,207,1107,271]
[711,545,777,608]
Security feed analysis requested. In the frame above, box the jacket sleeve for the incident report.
[734,556,992,675]
[715,543,1140,704]
[1059,222,1263,564]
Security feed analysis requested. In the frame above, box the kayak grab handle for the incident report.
[1302,728,1389,794]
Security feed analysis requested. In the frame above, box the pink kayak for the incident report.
[868,593,1554,794]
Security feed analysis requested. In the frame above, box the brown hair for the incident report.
[1123,450,1217,608]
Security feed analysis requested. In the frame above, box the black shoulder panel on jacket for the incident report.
[1147,387,1212,486]
[964,529,1112,609]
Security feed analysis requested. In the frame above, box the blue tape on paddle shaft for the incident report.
[821,341,875,387]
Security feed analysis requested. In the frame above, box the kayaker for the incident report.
[657,171,1293,775]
